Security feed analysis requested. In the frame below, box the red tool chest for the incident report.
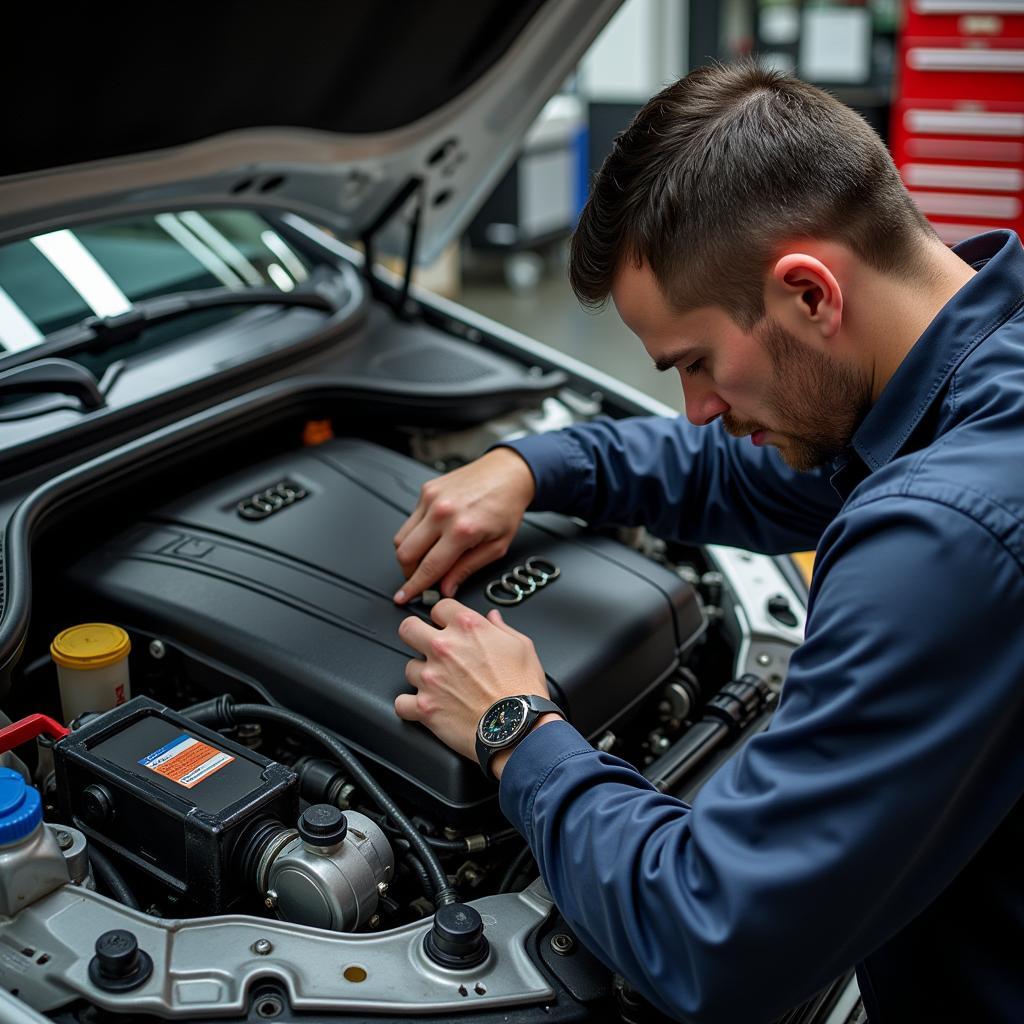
[890,1,1024,244]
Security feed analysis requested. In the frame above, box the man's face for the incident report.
[611,261,871,471]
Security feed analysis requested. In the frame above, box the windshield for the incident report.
[0,209,314,359]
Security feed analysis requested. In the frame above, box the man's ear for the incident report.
[768,253,843,339]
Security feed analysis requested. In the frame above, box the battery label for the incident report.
[138,733,234,789]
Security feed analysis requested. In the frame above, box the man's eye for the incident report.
[683,359,704,377]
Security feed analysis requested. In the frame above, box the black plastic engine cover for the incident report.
[64,439,703,816]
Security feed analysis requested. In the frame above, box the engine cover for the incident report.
[63,439,703,816]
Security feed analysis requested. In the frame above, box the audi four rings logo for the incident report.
[236,479,308,520]
[485,556,560,606]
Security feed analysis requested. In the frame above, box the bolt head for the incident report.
[55,829,73,850]
[251,939,273,956]
[148,639,166,660]
[377,881,389,896]
[756,653,772,666]
[550,933,575,955]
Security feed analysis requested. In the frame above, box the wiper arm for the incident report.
[0,358,105,411]
[0,284,337,373]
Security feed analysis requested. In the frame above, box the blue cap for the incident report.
[0,766,42,846]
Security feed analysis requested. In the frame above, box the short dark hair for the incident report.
[569,60,935,327]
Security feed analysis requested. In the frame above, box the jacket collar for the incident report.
[848,230,1024,476]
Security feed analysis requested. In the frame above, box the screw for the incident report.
[550,933,575,956]
[55,830,73,851]
[251,939,273,956]
[756,653,772,667]
[367,914,381,929]
[377,881,389,897]
[264,890,278,910]
[148,640,166,660]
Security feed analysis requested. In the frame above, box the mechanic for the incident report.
[392,61,1024,1023]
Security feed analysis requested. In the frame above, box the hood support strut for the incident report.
[360,177,425,321]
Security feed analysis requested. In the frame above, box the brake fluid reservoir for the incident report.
[0,767,70,915]
[51,623,131,723]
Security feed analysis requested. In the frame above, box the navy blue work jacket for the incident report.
[500,231,1024,1023]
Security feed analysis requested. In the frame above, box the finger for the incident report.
[430,597,479,629]
[439,538,510,598]
[394,514,443,579]
[404,658,424,688]
[394,692,422,721]
[397,614,441,655]
[397,533,476,604]
[487,607,517,633]
[393,502,426,548]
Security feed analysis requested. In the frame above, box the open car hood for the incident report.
[0,0,621,261]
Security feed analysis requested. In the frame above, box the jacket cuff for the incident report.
[498,719,594,845]
[493,432,594,514]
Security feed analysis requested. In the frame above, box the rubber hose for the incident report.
[498,843,536,894]
[89,846,140,911]
[179,693,236,726]
[404,853,433,898]
[373,813,518,855]
[222,701,457,906]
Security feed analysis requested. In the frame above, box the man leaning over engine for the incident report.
[391,61,1024,1023]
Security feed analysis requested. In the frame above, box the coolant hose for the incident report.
[89,846,140,910]
[498,843,536,894]
[212,700,457,907]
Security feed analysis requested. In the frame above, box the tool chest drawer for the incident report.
[891,1,1024,241]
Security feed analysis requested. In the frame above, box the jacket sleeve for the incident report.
[499,496,1024,1023]
[503,415,840,553]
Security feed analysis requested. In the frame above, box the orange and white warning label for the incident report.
[138,734,234,789]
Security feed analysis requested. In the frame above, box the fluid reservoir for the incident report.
[0,767,71,915]
[51,623,131,723]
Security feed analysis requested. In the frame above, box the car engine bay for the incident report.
[0,254,814,1024]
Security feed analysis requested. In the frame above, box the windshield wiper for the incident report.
[0,357,105,411]
[0,283,338,374]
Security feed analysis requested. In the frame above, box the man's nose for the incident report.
[681,378,729,427]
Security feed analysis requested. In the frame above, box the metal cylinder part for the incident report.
[264,809,393,932]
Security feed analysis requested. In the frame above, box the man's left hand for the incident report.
[395,599,550,763]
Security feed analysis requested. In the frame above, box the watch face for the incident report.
[478,697,528,747]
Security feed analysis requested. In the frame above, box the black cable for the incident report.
[89,846,140,910]
[423,826,519,854]
[404,853,433,898]
[213,701,457,907]
[179,693,237,726]
[369,810,519,855]
[498,844,536,894]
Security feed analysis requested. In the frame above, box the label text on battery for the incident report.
[138,734,234,789]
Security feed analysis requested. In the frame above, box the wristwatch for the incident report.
[475,694,563,779]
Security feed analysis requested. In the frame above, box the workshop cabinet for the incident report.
[890,0,1024,243]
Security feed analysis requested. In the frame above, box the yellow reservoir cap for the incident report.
[51,623,131,670]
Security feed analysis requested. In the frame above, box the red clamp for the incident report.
[0,714,69,754]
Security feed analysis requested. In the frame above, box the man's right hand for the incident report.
[393,447,536,605]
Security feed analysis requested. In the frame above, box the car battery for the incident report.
[53,697,297,912]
